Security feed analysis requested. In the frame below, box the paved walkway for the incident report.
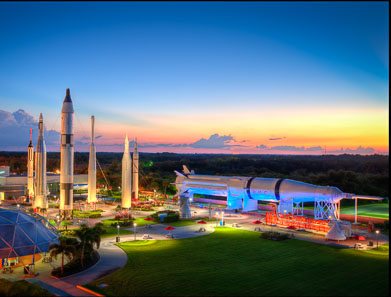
[10,205,389,296]
[26,223,215,296]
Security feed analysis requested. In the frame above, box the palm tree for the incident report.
[75,224,103,267]
[49,237,77,276]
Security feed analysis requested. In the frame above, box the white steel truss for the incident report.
[314,198,339,220]
[293,201,304,216]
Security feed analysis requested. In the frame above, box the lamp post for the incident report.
[215,212,219,227]
[283,210,287,226]
[116,224,120,243]
[56,214,60,229]
[375,230,380,249]
[134,222,137,241]
[221,211,224,226]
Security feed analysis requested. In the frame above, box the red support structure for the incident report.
[265,205,331,233]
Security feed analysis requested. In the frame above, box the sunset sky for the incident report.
[0,2,388,154]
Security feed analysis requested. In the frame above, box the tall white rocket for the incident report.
[27,128,34,199]
[34,113,47,209]
[121,135,132,208]
[60,88,74,216]
[132,138,139,199]
[87,115,97,203]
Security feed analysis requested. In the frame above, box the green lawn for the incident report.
[303,203,389,219]
[101,218,157,227]
[341,203,389,219]
[89,228,389,296]
[165,219,198,227]
[100,227,132,238]
[0,279,52,297]
[100,217,158,238]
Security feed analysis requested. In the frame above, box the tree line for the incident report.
[0,152,388,198]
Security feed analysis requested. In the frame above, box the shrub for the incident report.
[151,210,179,223]
[60,230,76,236]
[0,279,52,297]
[111,220,134,227]
[260,231,290,241]
[52,250,99,278]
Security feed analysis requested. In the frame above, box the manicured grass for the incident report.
[165,219,197,227]
[100,218,157,238]
[303,203,389,219]
[341,203,389,219]
[89,228,388,296]
[100,227,132,238]
[0,279,53,297]
[162,218,216,227]
[73,210,103,218]
[101,218,157,227]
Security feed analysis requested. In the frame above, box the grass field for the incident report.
[0,279,52,297]
[162,218,216,227]
[303,202,389,219]
[88,228,389,296]
[341,203,389,219]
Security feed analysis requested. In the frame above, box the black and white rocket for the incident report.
[34,113,47,209]
[121,135,132,208]
[27,128,34,199]
[87,115,97,204]
[60,88,74,216]
[132,138,139,199]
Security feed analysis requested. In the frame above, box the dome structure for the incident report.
[0,208,59,258]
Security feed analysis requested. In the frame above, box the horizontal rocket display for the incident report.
[175,165,351,212]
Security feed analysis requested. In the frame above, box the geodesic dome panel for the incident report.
[0,208,59,258]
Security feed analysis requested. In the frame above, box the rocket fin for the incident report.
[183,165,191,175]
[174,170,186,178]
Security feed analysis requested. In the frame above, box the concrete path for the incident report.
[29,222,215,296]
[60,237,128,286]
[27,277,95,297]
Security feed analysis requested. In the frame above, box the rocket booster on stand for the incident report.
[87,115,97,203]
[132,138,139,199]
[60,88,74,216]
[34,113,47,209]
[27,128,34,199]
[121,135,132,208]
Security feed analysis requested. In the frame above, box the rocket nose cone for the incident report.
[64,88,72,102]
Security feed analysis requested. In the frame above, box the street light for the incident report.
[134,222,137,241]
[55,214,60,229]
[116,224,120,243]
[375,230,380,249]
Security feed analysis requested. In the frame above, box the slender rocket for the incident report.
[132,137,139,199]
[87,115,97,204]
[34,113,47,209]
[60,88,74,218]
[121,135,132,208]
[27,128,34,199]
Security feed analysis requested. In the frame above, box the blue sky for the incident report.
[0,2,388,153]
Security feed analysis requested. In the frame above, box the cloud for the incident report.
[328,146,376,155]
[0,109,59,149]
[189,134,236,149]
[256,144,268,149]
[256,144,376,155]
[132,134,244,150]
[269,137,286,141]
